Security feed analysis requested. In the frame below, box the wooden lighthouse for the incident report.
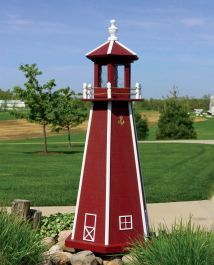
[65,19,150,253]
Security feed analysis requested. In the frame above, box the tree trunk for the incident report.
[67,126,72,148]
[43,123,48,153]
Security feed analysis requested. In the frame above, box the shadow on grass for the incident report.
[23,150,83,156]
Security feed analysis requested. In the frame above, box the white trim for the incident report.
[128,102,149,237]
[107,40,114,54]
[119,215,133,230]
[86,41,109,56]
[115,40,137,56]
[72,106,94,239]
[83,213,97,242]
[105,101,112,245]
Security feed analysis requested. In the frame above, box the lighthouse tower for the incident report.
[65,20,150,253]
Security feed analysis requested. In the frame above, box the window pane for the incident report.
[117,65,124,88]
[100,65,107,87]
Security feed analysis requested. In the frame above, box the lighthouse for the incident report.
[65,20,150,253]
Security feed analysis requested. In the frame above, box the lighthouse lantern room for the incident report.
[65,20,150,254]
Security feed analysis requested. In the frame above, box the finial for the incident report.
[108,19,118,41]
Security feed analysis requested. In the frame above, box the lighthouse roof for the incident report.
[86,20,138,61]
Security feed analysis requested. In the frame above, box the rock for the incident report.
[41,237,56,249]
[106,259,122,265]
[122,255,134,264]
[50,251,73,265]
[70,250,98,265]
[63,245,76,253]
[41,251,52,265]
[103,261,108,265]
[57,240,66,249]
[49,244,63,255]
[95,257,103,265]
[58,230,71,242]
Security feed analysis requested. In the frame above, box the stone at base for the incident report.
[71,250,98,265]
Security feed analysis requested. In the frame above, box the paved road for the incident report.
[139,139,214,145]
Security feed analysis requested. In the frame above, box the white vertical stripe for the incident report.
[105,101,112,245]
[128,102,150,237]
[72,105,94,239]
[107,40,114,54]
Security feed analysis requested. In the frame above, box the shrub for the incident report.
[39,213,74,238]
[156,98,197,139]
[135,113,149,140]
[128,220,214,265]
[0,209,45,265]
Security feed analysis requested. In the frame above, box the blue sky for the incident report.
[0,0,214,98]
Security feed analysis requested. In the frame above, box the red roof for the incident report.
[86,40,138,61]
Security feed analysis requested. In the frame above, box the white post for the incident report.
[135,82,141,99]
[107,82,111,99]
[83,83,87,99]
[87,83,92,99]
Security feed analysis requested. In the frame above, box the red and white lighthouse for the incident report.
[65,20,150,253]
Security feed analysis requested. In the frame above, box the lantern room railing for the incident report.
[83,82,142,100]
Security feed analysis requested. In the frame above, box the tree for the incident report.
[14,64,56,153]
[156,89,197,140]
[52,87,88,147]
[135,113,149,140]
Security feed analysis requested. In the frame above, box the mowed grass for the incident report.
[194,118,214,140]
[0,140,213,206]
[0,111,16,121]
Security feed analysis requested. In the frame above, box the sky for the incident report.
[0,0,214,98]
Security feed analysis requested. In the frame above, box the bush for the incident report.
[135,113,149,140]
[0,209,45,265]
[156,98,197,139]
[128,220,214,265]
[39,213,74,238]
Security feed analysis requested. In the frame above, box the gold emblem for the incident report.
[118,116,125,126]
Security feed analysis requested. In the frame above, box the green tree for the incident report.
[52,87,88,147]
[14,64,56,153]
[135,113,149,140]
[156,89,197,140]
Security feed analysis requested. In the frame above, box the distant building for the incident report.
[208,95,214,115]
[0,100,25,109]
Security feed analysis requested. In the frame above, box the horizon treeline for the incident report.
[0,87,211,111]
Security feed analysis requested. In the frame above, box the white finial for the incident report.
[108,19,118,41]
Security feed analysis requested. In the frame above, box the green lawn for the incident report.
[0,140,213,206]
[0,111,16,121]
[194,118,214,140]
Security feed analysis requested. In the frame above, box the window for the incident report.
[114,65,124,88]
[100,65,108,87]
[83,213,97,242]
[119,215,133,230]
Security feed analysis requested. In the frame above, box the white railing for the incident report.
[82,82,142,99]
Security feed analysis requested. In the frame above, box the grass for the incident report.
[128,220,214,265]
[0,138,213,206]
[0,111,16,121]
[194,118,214,140]
[0,209,45,265]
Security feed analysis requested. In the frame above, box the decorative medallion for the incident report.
[118,115,125,126]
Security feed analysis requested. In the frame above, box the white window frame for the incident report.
[119,215,133,230]
[83,213,97,242]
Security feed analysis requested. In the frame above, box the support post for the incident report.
[11,199,31,220]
